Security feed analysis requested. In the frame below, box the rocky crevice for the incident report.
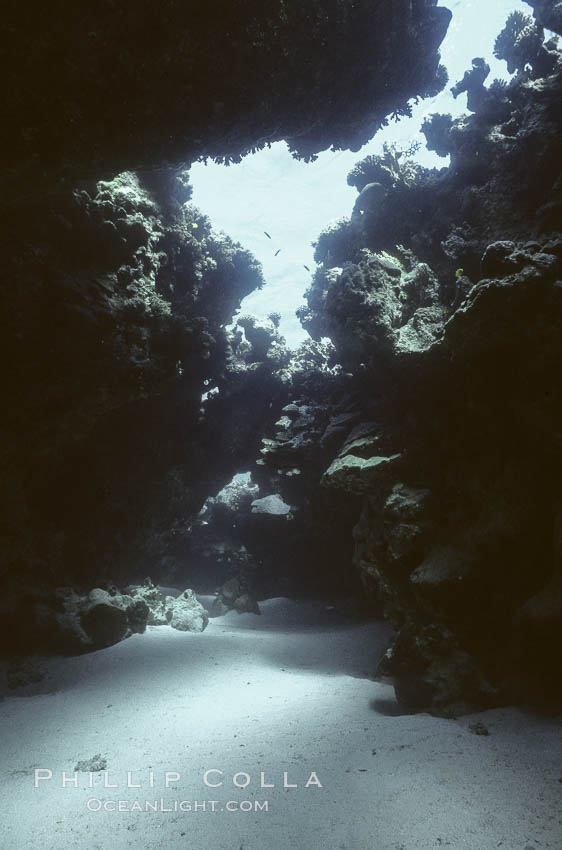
[2,2,561,715]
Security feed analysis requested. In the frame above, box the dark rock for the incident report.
[450,274,474,310]
[480,240,518,276]
[233,593,261,615]
[352,182,387,220]
[80,603,129,649]
[209,577,260,617]
[220,578,243,603]
[126,600,150,634]
[441,226,482,274]
[526,0,562,36]
[468,721,489,736]
[410,545,477,612]
[209,597,232,618]
[320,411,361,453]
[384,623,499,715]
[384,484,431,522]
[353,483,432,621]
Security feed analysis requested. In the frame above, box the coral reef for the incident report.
[2,0,451,199]
[3,1,561,718]
[2,0,454,638]
[0,169,287,646]
[297,24,562,712]
[494,10,558,77]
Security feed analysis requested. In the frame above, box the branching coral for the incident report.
[347,142,424,192]
[421,113,454,158]
[494,10,558,77]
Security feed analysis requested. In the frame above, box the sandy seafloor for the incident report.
[0,596,560,850]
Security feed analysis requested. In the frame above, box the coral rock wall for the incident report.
[298,25,562,712]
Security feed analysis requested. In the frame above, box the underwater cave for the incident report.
[1,1,562,848]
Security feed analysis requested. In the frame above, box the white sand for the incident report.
[0,597,560,850]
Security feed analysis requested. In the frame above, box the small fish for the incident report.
[303,264,310,271]
[263,231,272,239]
[274,249,281,256]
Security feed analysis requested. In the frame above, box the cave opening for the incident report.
[2,0,562,847]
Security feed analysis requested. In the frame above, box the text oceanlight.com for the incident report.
[87,798,270,813]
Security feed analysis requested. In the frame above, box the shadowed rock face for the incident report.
[2,0,451,199]
[0,170,287,635]
[526,0,562,35]
[297,32,562,713]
